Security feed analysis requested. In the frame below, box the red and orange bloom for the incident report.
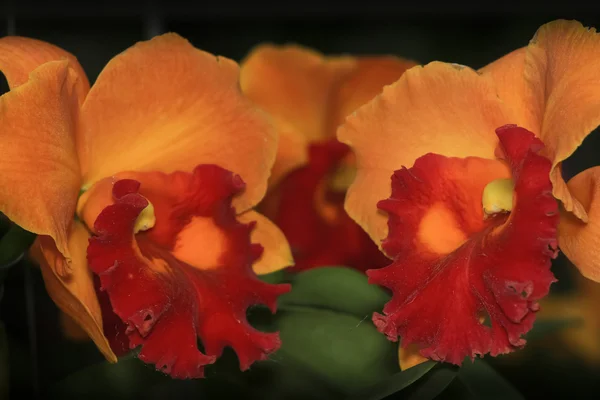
[0,34,293,378]
[338,20,600,365]
[240,45,416,271]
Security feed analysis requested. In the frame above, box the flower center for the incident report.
[482,178,514,216]
[329,154,357,192]
[134,200,156,233]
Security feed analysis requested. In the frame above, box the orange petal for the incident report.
[60,311,91,341]
[399,343,429,371]
[525,20,600,221]
[79,33,276,213]
[0,60,81,259]
[479,48,539,133]
[338,62,513,244]
[0,36,89,102]
[77,176,116,230]
[329,56,417,130]
[240,44,356,143]
[31,221,116,362]
[558,166,600,281]
[237,210,294,274]
[267,121,310,188]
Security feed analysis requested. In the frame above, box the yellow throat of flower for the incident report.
[482,178,515,216]
[134,200,156,233]
[329,161,357,193]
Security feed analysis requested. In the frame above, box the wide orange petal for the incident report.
[31,221,116,362]
[0,60,81,259]
[237,210,294,274]
[479,48,539,133]
[79,33,276,213]
[338,62,513,244]
[558,166,600,281]
[329,56,418,130]
[525,20,600,221]
[240,44,356,143]
[0,36,89,102]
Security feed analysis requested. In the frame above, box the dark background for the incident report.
[1,1,600,399]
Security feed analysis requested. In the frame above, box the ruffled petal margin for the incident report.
[87,165,290,378]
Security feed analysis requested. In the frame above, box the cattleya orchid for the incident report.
[240,45,416,271]
[0,34,294,378]
[338,20,600,366]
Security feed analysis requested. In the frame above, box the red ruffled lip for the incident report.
[370,125,559,364]
[87,165,290,378]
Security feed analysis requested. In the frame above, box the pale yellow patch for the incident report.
[329,153,357,192]
[482,178,514,216]
[418,202,467,254]
[134,200,156,234]
[171,216,228,270]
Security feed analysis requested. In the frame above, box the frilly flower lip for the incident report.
[369,125,559,364]
[271,138,390,272]
[88,164,290,378]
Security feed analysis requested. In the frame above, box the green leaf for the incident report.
[274,308,398,395]
[456,359,524,399]
[0,322,9,399]
[346,361,437,400]
[258,268,290,285]
[278,267,391,318]
[435,378,478,400]
[239,357,342,400]
[399,364,459,400]
[0,224,36,268]
[261,267,398,395]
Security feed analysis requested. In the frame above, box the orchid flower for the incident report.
[0,34,293,378]
[338,20,600,366]
[240,45,415,271]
